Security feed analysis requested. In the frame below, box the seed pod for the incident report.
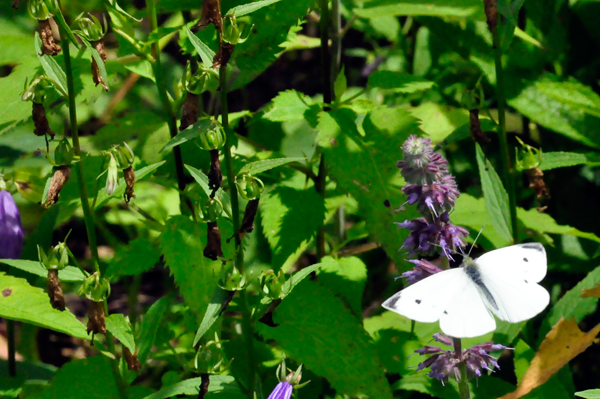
[525,167,550,211]
[123,166,136,203]
[123,346,141,372]
[469,109,489,144]
[203,222,223,260]
[208,150,222,196]
[47,269,65,311]
[91,39,108,91]
[483,0,497,33]
[87,299,107,336]
[32,102,55,139]
[229,198,259,243]
[197,0,222,33]
[180,92,199,131]
[212,42,235,69]
[44,165,71,208]
[38,19,61,56]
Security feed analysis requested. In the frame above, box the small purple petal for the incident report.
[0,190,24,260]
[267,382,293,399]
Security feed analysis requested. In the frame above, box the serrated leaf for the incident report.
[317,256,367,317]
[34,32,67,97]
[142,375,244,399]
[105,238,161,278]
[536,81,600,118]
[517,207,600,244]
[368,70,435,93]
[225,0,284,17]
[283,263,321,293]
[193,287,230,346]
[475,143,513,244]
[0,273,88,339]
[256,280,393,399]
[184,164,232,216]
[262,90,315,122]
[238,157,305,175]
[539,152,589,170]
[184,26,215,67]
[576,390,600,399]
[137,295,170,365]
[31,356,118,399]
[355,0,485,19]
[0,58,38,135]
[106,313,135,353]
[94,161,166,209]
[161,119,212,153]
[315,106,421,267]
[0,259,85,282]
[260,185,325,269]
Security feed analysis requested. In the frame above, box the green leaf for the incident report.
[137,295,170,365]
[262,90,315,122]
[475,143,513,244]
[34,32,68,97]
[536,81,600,118]
[106,313,135,353]
[0,259,85,282]
[576,389,600,399]
[368,70,435,93]
[184,164,232,216]
[517,207,600,244]
[225,0,284,17]
[539,151,590,170]
[105,238,161,278]
[315,106,421,266]
[0,273,88,339]
[316,256,367,317]
[30,356,118,399]
[193,287,230,346]
[260,185,326,269]
[238,157,305,175]
[184,26,215,67]
[0,58,38,135]
[142,375,244,399]
[393,373,460,398]
[160,120,211,153]
[94,161,166,209]
[355,0,485,19]
[282,263,322,294]
[257,280,393,399]
[334,65,347,100]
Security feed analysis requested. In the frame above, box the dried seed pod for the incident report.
[44,165,71,208]
[469,109,489,144]
[32,102,55,139]
[180,92,200,131]
[203,221,223,260]
[228,198,259,244]
[212,42,235,69]
[483,0,498,33]
[525,167,550,211]
[197,0,222,33]
[208,150,222,197]
[123,166,136,203]
[123,346,141,372]
[47,269,65,311]
[91,39,108,91]
[38,19,61,56]
[87,300,107,336]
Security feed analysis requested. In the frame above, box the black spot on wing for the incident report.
[524,279,528,284]
[523,257,529,262]
[415,299,421,304]
[443,310,448,315]
[386,294,401,308]
[521,243,544,252]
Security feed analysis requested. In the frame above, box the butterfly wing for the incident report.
[475,243,550,323]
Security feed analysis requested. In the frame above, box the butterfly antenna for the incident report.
[426,241,457,262]
[467,225,485,257]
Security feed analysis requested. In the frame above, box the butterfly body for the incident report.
[382,243,550,338]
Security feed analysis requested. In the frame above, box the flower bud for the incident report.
[259,270,289,301]
[183,62,219,95]
[195,118,226,151]
[200,197,223,223]
[38,241,69,271]
[27,0,51,20]
[515,137,542,171]
[79,271,111,302]
[235,174,264,201]
[217,264,247,291]
[195,333,231,375]
[222,15,251,45]
[105,153,119,195]
[53,137,74,166]
[73,13,107,42]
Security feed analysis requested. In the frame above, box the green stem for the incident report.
[452,338,471,399]
[316,153,326,261]
[7,319,15,377]
[59,23,100,271]
[147,0,192,212]
[492,28,518,243]
[103,302,128,399]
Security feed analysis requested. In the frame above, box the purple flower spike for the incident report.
[398,135,450,185]
[267,381,293,399]
[396,216,468,259]
[0,190,24,259]
[402,259,443,285]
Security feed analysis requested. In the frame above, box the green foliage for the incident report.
[263,90,316,122]
[316,256,367,317]
[106,313,136,352]
[237,157,305,175]
[354,0,485,19]
[0,259,85,282]
[257,280,394,399]
[368,70,435,93]
[539,151,590,170]
[105,238,161,278]
[193,286,230,346]
[137,295,170,365]
[142,375,244,399]
[576,390,600,399]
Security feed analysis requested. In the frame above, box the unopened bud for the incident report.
[235,174,264,201]
[73,13,106,42]
[105,153,119,195]
[44,165,70,208]
[28,0,51,20]
[183,62,219,95]
[200,198,223,223]
[54,138,74,166]
[217,263,247,291]
[195,118,226,151]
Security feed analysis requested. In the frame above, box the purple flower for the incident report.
[403,175,460,220]
[396,213,468,259]
[267,381,293,399]
[414,334,511,384]
[0,190,24,259]
[397,135,450,185]
[401,258,443,285]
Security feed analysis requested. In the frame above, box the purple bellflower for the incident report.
[414,334,511,384]
[267,358,309,399]
[0,184,24,259]
[266,381,293,399]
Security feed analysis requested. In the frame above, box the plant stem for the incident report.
[492,28,518,243]
[331,0,341,83]
[103,302,128,399]
[7,319,15,377]
[59,22,100,271]
[452,338,471,399]
[147,0,192,213]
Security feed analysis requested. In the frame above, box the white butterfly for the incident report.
[382,243,550,338]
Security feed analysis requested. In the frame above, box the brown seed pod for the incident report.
[38,19,61,56]
[180,92,200,131]
[123,166,136,203]
[91,39,108,91]
[32,102,55,139]
[44,165,71,208]
[203,221,223,260]
[212,42,235,69]
[197,0,223,33]
[228,198,259,244]
[47,269,66,311]
[87,300,107,336]
[483,0,498,33]
[208,150,222,197]
[123,346,141,372]
[469,109,489,144]
[525,167,550,211]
